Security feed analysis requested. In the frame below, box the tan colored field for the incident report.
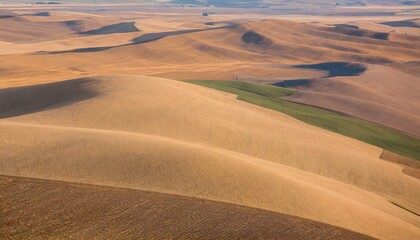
[1,11,418,137]
[1,16,419,87]
[284,64,420,137]
[0,3,419,239]
[1,75,419,239]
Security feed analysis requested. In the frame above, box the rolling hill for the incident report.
[0,5,419,239]
[1,75,419,239]
[283,64,420,137]
[1,19,418,140]
[1,19,419,86]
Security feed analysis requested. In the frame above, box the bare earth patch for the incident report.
[0,175,374,240]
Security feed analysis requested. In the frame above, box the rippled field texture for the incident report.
[0,1,419,239]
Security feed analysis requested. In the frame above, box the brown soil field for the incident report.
[0,175,374,240]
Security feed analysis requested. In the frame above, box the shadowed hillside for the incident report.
[81,22,140,35]
[0,15,104,42]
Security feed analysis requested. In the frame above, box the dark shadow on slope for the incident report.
[294,62,367,78]
[80,22,140,35]
[131,27,226,44]
[400,1,420,5]
[29,12,51,17]
[329,27,389,40]
[381,19,419,28]
[62,20,92,32]
[273,79,312,88]
[204,21,236,27]
[333,24,360,29]
[46,25,230,54]
[242,31,265,44]
[47,46,116,54]
[0,78,99,119]
[0,15,14,19]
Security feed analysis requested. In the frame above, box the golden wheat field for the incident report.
[0,1,419,239]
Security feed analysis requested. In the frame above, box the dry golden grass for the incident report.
[1,75,419,240]
[0,6,419,239]
[0,17,418,88]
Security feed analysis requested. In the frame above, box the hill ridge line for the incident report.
[0,120,395,209]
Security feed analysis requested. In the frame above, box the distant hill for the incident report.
[172,0,419,7]
[1,0,417,7]
[173,0,263,8]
